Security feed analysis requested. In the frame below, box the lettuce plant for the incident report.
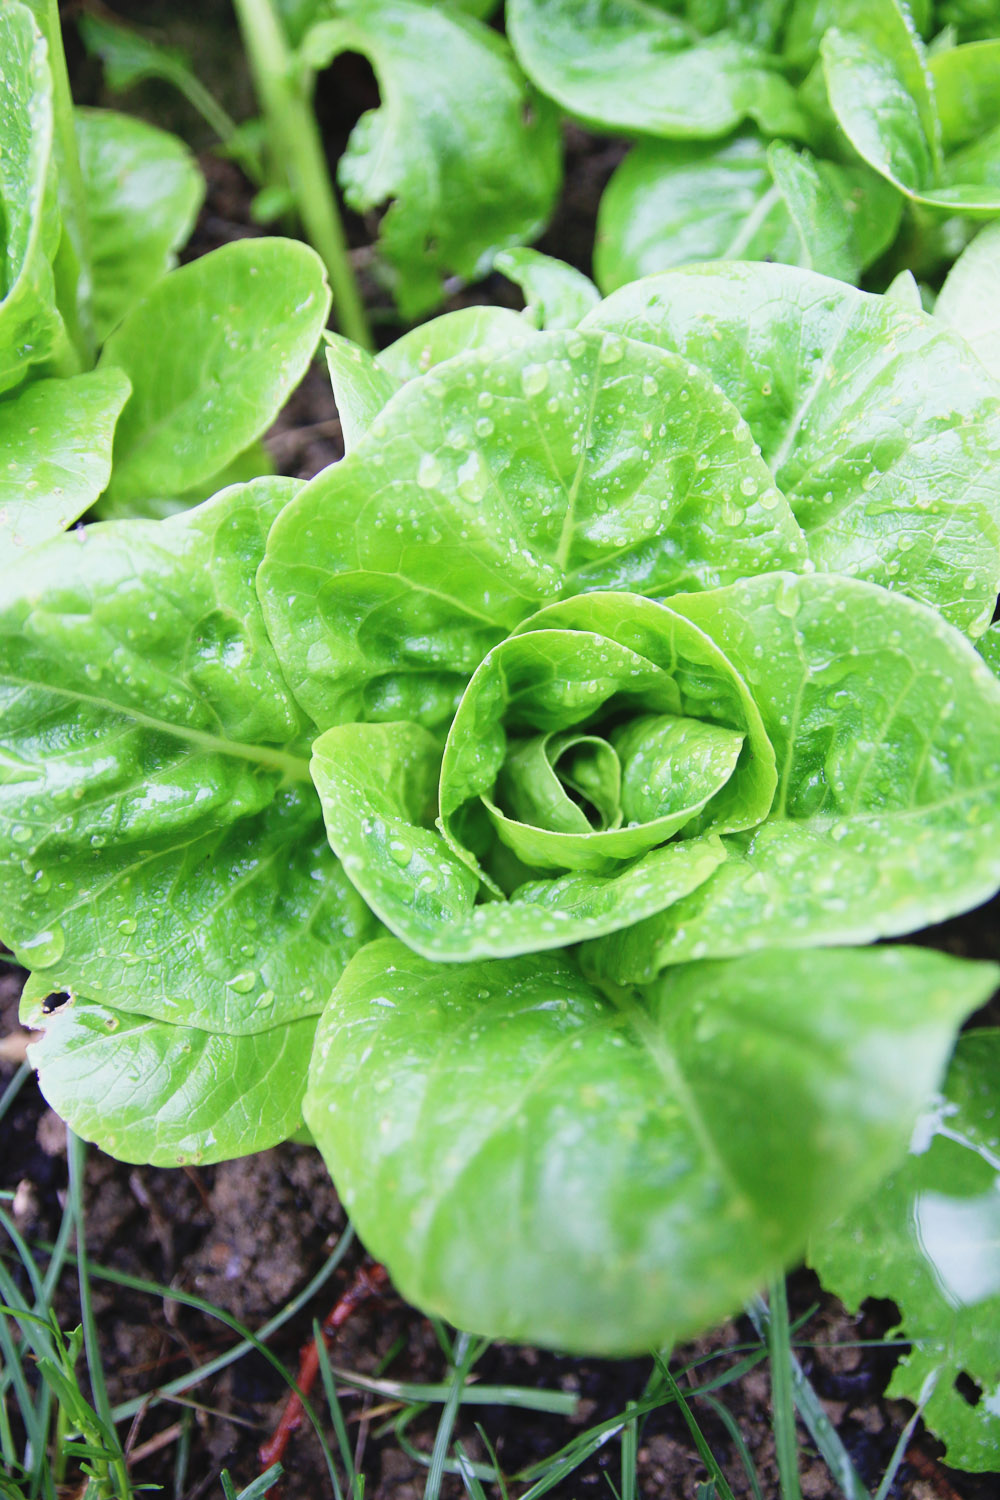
[0,1,332,556]
[6,253,1000,1416]
[84,0,561,332]
[507,0,1000,291]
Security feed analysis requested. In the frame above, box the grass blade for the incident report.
[424,1332,479,1500]
[652,1358,736,1500]
[747,1297,870,1500]
[766,1277,802,1500]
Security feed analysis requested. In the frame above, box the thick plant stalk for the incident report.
[232,0,373,351]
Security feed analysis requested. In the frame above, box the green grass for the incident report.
[0,1130,931,1499]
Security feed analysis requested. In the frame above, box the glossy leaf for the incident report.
[936,220,1000,380]
[324,334,398,452]
[302,0,562,319]
[309,585,779,958]
[305,938,992,1354]
[507,0,809,140]
[824,15,1000,212]
[781,0,934,73]
[0,368,130,554]
[0,479,378,1033]
[377,306,533,382]
[75,107,204,341]
[494,248,601,328]
[0,2,66,393]
[930,39,1000,151]
[583,573,1000,982]
[594,135,893,292]
[311,717,727,960]
[259,327,806,733]
[586,261,1000,634]
[99,238,330,507]
[977,623,1000,676]
[811,1031,1000,1472]
[20,975,317,1167]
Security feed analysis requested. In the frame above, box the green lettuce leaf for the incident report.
[823,9,1000,212]
[307,585,779,959]
[0,479,379,1034]
[301,0,562,319]
[0,2,67,393]
[98,238,331,510]
[583,572,1000,981]
[811,1030,1000,1472]
[324,307,533,451]
[75,107,204,342]
[493,248,601,328]
[0,368,130,554]
[20,974,317,1167]
[304,937,994,1353]
[594,135,899,291]
[507,0,809,140]
[935,220,1000,379]
[586,260,1000,634]
[259,327,806,733]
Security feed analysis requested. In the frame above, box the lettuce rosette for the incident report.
[4,263,1000,1354]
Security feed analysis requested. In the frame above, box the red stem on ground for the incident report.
[904,1444,966,1500]
[258,1262,390,1472]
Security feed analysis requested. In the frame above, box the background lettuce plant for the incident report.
[505,0,1000,292]
[0,0,332,555]
[4,251,1000,1465]
[82,0,562,337]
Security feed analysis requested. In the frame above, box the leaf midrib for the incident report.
[5,674,312,782]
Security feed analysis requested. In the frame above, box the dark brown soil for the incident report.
[2,6,999,1497]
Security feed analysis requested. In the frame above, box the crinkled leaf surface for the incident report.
[507,0,808,140]
[311,717,727,960]
[0,368,130,554]
[586,261,1000,634]
[494,248,601,329]
[20,974,317,1166]
[811,1031,1000,1472]
[259,327,806,733]
[936,220,1000,380]
[583,573,1000,983]
[302,1,561,319]
[75,107,203,342]
[99,238,330,507]
[305,938,992,1354]
[594,135,894,292]
[308,586,779,959]
[0,2,66,393]
[0,479,378,1035]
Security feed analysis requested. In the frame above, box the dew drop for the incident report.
[227,970,257,993]
[20,925,66,970]
[520,363,549,397]
[416,454,442,490]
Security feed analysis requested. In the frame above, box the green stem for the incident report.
[232,0,373,350]
[25,0,96,366]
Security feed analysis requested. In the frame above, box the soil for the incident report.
[2,6,999,1498]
